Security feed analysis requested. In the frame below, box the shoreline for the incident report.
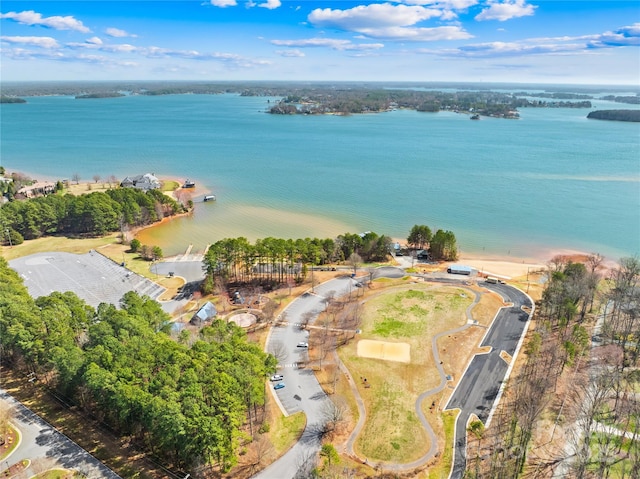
[3,166,624,278]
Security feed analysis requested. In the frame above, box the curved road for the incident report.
[253,275,366,479]
[252,269,533,479]
[0,389,121,479]
[444,282,534,479]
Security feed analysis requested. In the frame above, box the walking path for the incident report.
[340,286,484,472]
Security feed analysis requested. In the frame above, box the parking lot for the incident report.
[9,251,166,309]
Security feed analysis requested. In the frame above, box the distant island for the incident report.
[75,92,126,99]
[587,109,640,122]
[2,80,639,119]
[0,95,26,104]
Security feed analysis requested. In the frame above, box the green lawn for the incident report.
[340,284,471,463]
[269,411,306,454]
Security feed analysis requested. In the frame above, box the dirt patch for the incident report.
[229,313,257,328]
[469,289,506,326]
[357,339,411,363]
[438,328,487,385]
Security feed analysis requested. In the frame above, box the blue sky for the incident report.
[1,1,638,84]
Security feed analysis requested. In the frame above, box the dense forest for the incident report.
[0,257,276,471]
[0,187,183,244]
[201,226,457,294]
[587,109,640,122]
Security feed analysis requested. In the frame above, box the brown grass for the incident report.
[339,283,473,463]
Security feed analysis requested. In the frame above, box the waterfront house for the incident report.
[16,181,56,198]
[120,173,161,191]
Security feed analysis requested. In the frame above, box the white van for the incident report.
[486,276,499,284]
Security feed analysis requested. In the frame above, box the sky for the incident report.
[1,1,639,85]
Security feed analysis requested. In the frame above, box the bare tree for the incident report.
[348,252,362,275]
[92,174,101,183]
[71,172,80,185]
[320,397,347,435]
[268,340,288,363]
[566,366,616,479]
[299,311,315,330]
[248,434,274,474]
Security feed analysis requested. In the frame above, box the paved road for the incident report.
[253,274,373,479]
[0,389,121,478]
[445,283,533,479]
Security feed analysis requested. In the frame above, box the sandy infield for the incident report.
[228,313,257,328]
[357,339,411,363]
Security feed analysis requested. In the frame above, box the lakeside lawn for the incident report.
[339,282,473,463]
[1,234,120,262]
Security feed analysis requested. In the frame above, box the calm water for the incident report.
[1,92,639,260]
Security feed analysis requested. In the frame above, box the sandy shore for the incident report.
[456,255,547,280]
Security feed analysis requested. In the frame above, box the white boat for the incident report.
[204,195,216,202]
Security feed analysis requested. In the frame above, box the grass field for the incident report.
[339,284,473,463]
[1,234,120,262]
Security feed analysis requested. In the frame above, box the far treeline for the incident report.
[0,257,275,472]
[7,81,640,118]
[0,187,184,244]
[587,109,640,122]
[267,89,592,117]
[201,226,457,293]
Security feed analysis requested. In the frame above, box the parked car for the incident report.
[270,374,284,382]
[297,342,308,348]
[274,383,285,390]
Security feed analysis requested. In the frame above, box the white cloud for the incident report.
[209,0,237,7]
[401,0,478,7]
[1,35,59,48]
[271,37,384,51]
[86,36,103,45]
[258,0,281,9]
[588,23,640,48]
[276,49,305,57]
[0,10,90,33]
[105,27,136,38]
[415,21,640,60]
[67,40,138,53]
[63,38,271,68]
[309,4,441,31]
[307,3,471,41]
[2,47,65,60]
[456,41,582,56]
[475,0,536,22]
[358,25,471,41]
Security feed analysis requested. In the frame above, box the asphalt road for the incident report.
[0,388,121,478]
[252,274,372,479]
[445,282,533,479]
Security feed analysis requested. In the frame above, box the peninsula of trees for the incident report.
[75,92,126,99]
[587,109,640,122]
[0,95,26,103]
[1,187,184,244]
